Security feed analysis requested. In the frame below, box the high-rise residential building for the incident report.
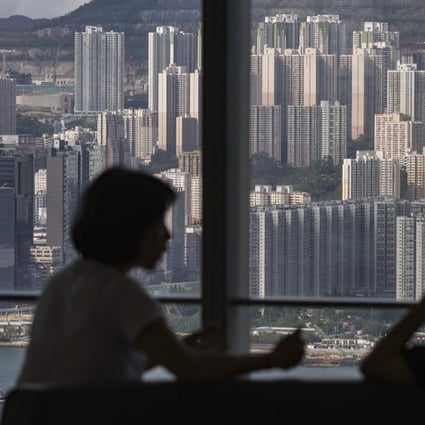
[342,151,381,200]
[351,48,386,139]
[158,65,190,156]
[406,150,425,200]
[338,54,352,138]
[250,105,282,161]
[148,26,198,112]
[303,48,337,106]
[353,22,400,69]
[0,76,16,134]
[374,113,424,160]
[250,200,375,298]
[250,198,423,299]
[261,47,284,106]
[375,199,410,298]
[387,63,425,126]
[74,26,124,114]
[97,112,130,167]
[299,15,346,55]
[342,150,400,200]
[287,101,346,167]
[122,109,157,161]
[255,14,300,54]
[396,215,425,301]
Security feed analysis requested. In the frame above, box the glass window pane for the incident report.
[249,2,424,303]
[0,1,202,298]
[249,305,413,381]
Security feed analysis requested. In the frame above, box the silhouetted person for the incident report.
[18,167,304,385]
[361,297,425,388]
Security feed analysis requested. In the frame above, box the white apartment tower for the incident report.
[387,63,425,125]
[342,151,381,200]
[396,216,425,301]
[74,26,124,114]
[342,150,400,200]
[148,26,198,112]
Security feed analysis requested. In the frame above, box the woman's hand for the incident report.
[269,329,305,369]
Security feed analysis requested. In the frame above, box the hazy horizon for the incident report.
[0,0,88,20]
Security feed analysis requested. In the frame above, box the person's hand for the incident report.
[182,323,223,351]
[269,329,305,369]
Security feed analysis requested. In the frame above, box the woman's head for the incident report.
[71,167,176,267]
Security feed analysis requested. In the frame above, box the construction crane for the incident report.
[0,49,15,75]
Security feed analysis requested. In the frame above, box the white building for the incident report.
[74,26,124,113]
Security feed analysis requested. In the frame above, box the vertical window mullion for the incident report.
[202,0,251,352]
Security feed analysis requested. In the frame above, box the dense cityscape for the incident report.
[1,10,425,327]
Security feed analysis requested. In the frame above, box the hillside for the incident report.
[0,0,424,80]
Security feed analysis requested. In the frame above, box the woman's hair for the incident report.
[71,167,176,265]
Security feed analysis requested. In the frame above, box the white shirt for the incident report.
[18,258,162,385]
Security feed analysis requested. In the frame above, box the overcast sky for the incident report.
[0,0,89,19]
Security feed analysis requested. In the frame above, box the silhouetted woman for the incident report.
[19,167,304,385]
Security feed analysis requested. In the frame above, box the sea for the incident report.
[0,346,363,417]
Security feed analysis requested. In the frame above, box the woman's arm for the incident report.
[361,297,425,383]
[135,318,305,382]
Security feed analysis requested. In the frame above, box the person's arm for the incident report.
[135,318,304,382]
[361,297,425,383]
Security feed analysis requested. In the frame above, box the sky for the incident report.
[0,0,89,19]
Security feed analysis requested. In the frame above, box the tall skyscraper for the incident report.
[0,151,34,289]
[250,105,282,161]
[342,151,381,200]
[299,15,346,55]
[158,65,190,155]
[406,150,425,200]
[396,215,425,301]
[74,26,124,114]
[303,48,337,106]
[353,22,400,69]
[0,76,16,134]
[351,48,386,139]
[256,14,300,54]
[46,149,80,265]
[148,26,198,112]
[387,63,425,126]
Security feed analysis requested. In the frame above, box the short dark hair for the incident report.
[71,167,176,265]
